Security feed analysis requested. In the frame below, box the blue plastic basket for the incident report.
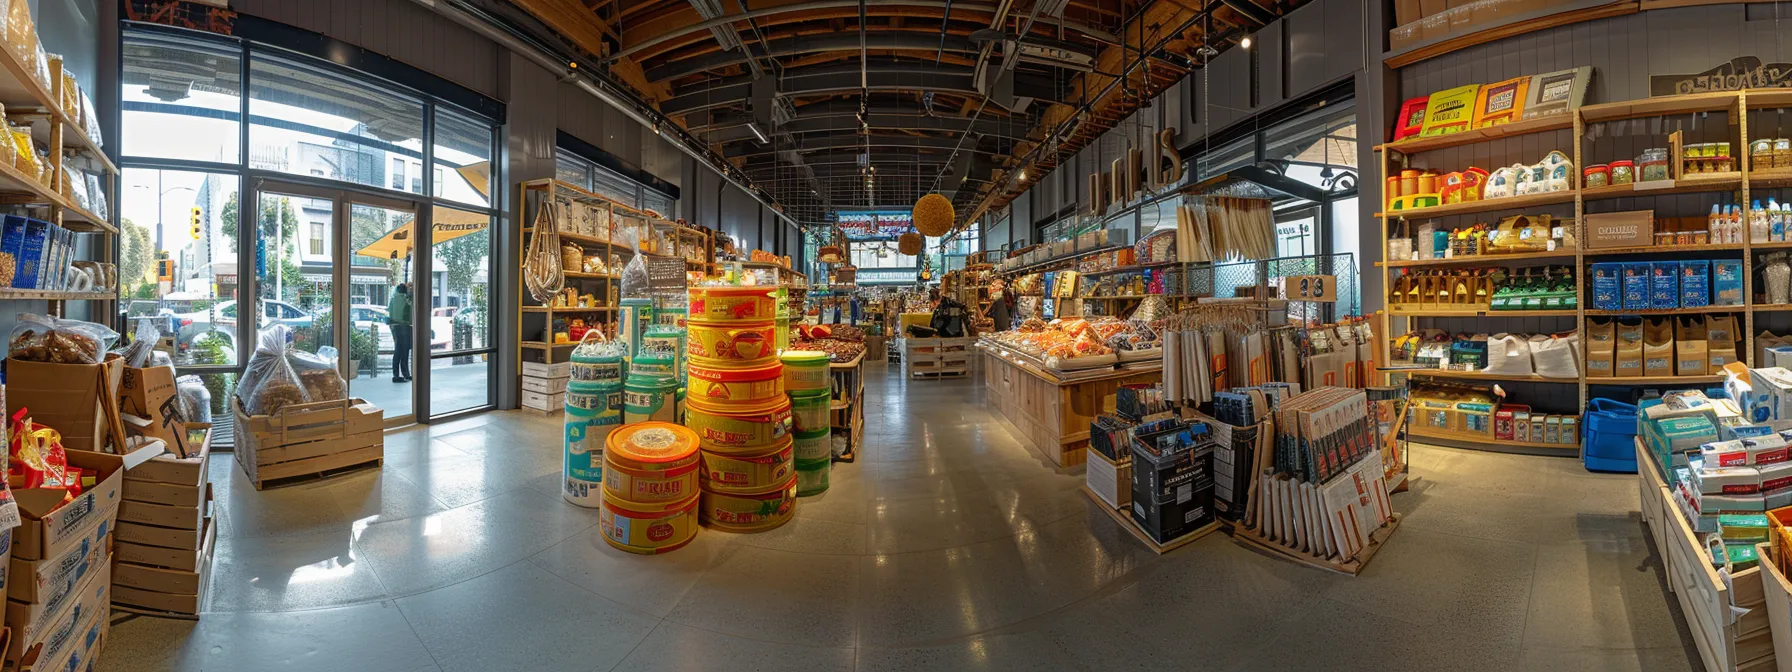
[1583,398,1638,473]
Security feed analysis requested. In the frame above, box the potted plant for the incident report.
[349,324,377,378]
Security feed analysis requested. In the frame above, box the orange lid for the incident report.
[607,422,700,464]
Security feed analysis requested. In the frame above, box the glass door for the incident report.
[250,179,420,425]
[421,204,494,416]
[346,198,421,423]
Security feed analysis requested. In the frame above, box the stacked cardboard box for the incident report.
[521,361,569,411]
[235,397,384,489]
[7,449,136,668]
[113,429,216,616]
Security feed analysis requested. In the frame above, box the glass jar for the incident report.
[1638,149,1671,182]
[1609,160,1635,185]
[1583,164,1609,188]
[1717,142,1731,159]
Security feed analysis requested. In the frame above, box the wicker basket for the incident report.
[561,244,584,272]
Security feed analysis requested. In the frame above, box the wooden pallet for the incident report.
[1082,486,1221,554]
[1230,514,1402,576]
[246,456,384,490]
[908,369,969,379]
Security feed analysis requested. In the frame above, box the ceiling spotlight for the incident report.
[1241,36,1253,49]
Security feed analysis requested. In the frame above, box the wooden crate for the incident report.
[235,397,384,489]
[1637,439,1775,671]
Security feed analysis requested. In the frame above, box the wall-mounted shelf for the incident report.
[1375,116,1574,155]
[1386,309,1579,318]
[1374,190,1575,219]
[1380,250,1579,267]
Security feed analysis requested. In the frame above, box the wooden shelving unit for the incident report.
[515,179,715,373]
[0,34,117,317]
[1377,88,1792,456]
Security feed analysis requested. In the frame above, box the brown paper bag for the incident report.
[1615,319,1645,378]
[1707,316,1738,370]
[1586,319,1615,378]
[1675,316,1708,376]
[1643,318,1675,378]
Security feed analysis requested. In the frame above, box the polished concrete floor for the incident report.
[101,362,1699,671]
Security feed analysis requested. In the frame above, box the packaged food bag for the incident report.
[1484,334,1534,375]
[175,374,213,425]
[1530,332,1580,379]
[1642,318,1674,378]
[1585,320,1615,378]
[1615,319,1645,378]
[236,324,346,416]
[9,408,74,495]
[117,317,160,369]
[8,313,116,364]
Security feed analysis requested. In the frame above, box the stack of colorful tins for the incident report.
[781,350,833,495]
[601,422,702,554]
[685,285,797,532]
[562,334,627,507]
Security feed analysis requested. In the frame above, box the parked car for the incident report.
[172,299,313,350]
[354,303,449,352]
[124,300,178,337]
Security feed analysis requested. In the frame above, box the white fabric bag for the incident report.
[1530,333,1580,379]
[1483,333,1534,375]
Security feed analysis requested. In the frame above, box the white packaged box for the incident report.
[521,390,565,411]
[522,361,571,379]
[522,375,569,394]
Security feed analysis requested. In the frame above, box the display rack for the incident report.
[1376,88,1792,455]
[0,37,117,319]
[829,351,864,462]
[515,178,712,370]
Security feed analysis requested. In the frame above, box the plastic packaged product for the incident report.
[1638,149,1671,182]
[235,324,345,416]
[1714,259,1744,305]
[1609,160,1635,185]
[9,409,74,492]
[117,317,161,368]
[779,350,831,391]
[1622,263,1651,310]
[1591,263,1622,311]
[1680,260,1710,308]
[1583,164,1609,188]
[795,456,830,496]
[9,124,34,178]
[174,374,213,425]
[8,313,115,363]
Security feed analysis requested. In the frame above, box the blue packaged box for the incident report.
[1623,263,1652,310]
[1715,259,1744,306]
[1592,263,1623,310]
[1680,260,1711,307]
[1650,262,1680,309]
[15,218,47,290]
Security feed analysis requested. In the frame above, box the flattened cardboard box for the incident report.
[116,517,211,572]
[125,428,210,486]
[6,556,109,663]
[12,447,146,560]
[119,498,205,530]
[7,510,108,603]
[113,519,214,615]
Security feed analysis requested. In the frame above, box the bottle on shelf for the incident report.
[1728,205,1743,243]
[1748,201,1764,244]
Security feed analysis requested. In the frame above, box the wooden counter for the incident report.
[978,343,1162,467]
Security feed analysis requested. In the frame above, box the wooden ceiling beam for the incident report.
[509,0,674,104]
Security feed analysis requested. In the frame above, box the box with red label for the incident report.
[1693,466,1761,495]
[1494,404,1527,441]
[1700,435,1791,467]
[1759,461,1792,495]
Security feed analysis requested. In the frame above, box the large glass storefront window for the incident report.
[555,148,677,217]
[122,27,501,424]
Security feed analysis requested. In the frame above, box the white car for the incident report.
[353,304,450,352]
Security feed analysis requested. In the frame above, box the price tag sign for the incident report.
[1286,275,1337,302]
[644,254,687,291]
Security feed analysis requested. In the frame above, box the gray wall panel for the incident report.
[1284,0,1328,97]
[232,0,501,99]
[1258,22,1286,109]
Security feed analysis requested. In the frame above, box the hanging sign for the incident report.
[644,253,686,290]
[1286,275,1337,302]
[1652,57,1792,96]
[837,211,914,241]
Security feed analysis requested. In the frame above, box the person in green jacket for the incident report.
[387,283,413,383]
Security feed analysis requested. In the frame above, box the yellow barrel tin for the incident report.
[684,396,792,449]
[699,436,794,495]
[687,359,785,404]
[699,475,798,533]
[599,490,699,554]
[687,321,778,363]
[688,286,777,323]
[603,423,701,505]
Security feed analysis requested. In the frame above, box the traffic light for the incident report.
[189,206,202,240]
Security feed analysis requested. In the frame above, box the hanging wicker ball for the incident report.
[912,193,955,237]
[897,232,923,256]
[818,244,844,264]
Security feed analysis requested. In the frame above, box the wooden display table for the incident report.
[978,343,1161,467]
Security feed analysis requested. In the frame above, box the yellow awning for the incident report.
[355,206,488,260]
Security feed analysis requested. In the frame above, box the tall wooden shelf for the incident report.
[0,34,117,317]
[1378,88,1792,441]
[514,179,715,372]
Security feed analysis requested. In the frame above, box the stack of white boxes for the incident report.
[113,438,216,616]
[522,361,571,411]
